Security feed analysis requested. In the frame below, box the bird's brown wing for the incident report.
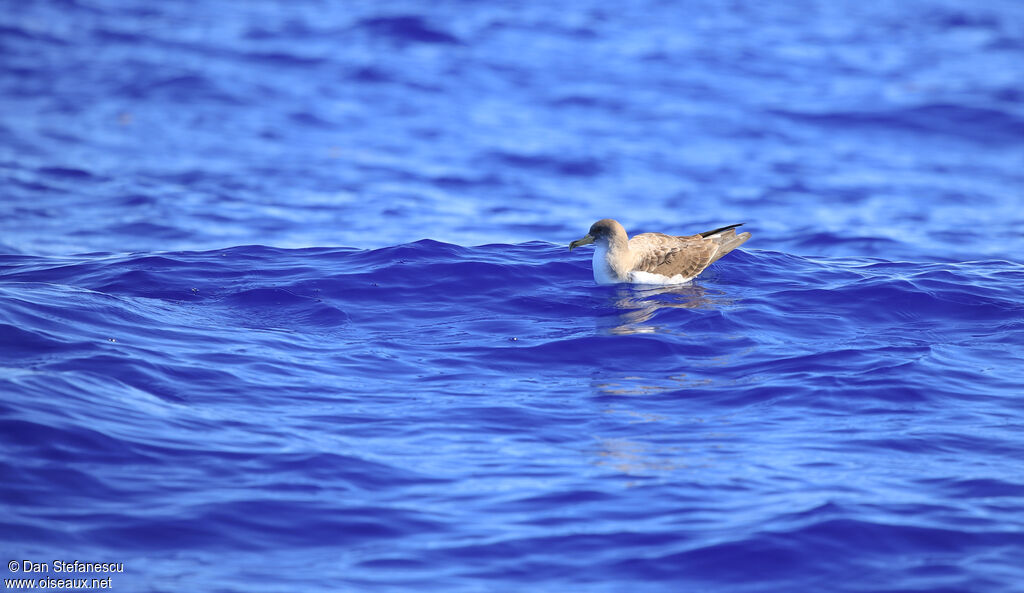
[629,233,719,279]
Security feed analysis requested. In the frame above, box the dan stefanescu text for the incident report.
[16,560,124,573]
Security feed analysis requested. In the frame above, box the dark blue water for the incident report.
[3,1,1024,591]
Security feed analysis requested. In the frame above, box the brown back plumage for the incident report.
[630,224,750,279]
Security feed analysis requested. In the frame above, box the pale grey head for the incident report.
[569,218,627,251]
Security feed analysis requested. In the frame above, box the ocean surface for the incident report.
[2,1,1024,591]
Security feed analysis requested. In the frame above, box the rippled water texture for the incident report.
[3,1,1024,592]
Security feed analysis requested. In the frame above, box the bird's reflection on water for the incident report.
[591,401,743,479]
[603,281,729,335]
[593,374,715,396]
[594,437,695,475]
[591,280,755,397]
[593,428,741,478]
[588,281,748,398]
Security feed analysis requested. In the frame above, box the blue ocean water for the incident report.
[2,1,1024,591]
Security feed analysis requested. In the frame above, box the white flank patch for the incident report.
[628,270,695,285]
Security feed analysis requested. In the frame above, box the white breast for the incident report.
[592,243,619,285]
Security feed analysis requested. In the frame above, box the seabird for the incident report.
[569,219,751,285]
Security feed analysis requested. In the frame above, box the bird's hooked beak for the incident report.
[569,234,595,251]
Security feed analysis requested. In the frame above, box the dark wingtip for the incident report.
[700,223,744,238]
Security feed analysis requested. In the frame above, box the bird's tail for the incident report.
[699,223,744,238]
[705,225,751,264]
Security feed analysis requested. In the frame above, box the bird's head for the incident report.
[569,219,623,251]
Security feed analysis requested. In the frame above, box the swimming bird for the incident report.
[569,219,751,285]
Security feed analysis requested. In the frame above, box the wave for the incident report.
[769,103,1024,144]
[354,15,462,45]
[2,243,1020,401]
